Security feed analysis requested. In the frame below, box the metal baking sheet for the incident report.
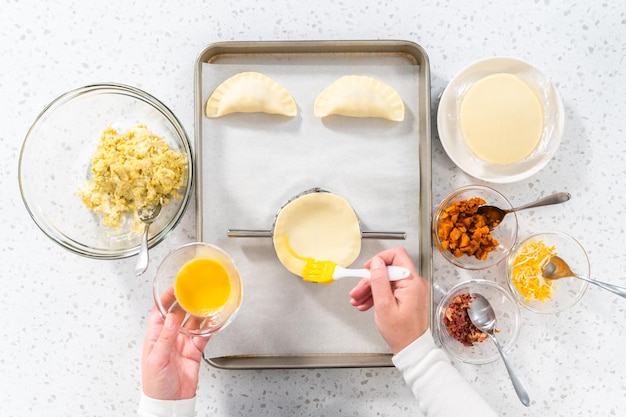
[194,40,432,369]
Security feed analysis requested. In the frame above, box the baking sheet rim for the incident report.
[193,39,432,369]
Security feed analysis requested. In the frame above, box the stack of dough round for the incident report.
[272,191,362,277]
[460,73,544,164]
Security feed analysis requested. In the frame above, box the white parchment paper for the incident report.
[199,57,422,357]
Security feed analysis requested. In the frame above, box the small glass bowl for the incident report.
[506,231,589,314]
[432,185,518,270]
[19,83,193,259]
[153,242,243,337]
[435,279,521,365]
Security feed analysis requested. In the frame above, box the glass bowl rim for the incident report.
[18,82,194,259]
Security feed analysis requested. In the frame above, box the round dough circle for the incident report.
[272,191,362,277]
[460,73,544,164]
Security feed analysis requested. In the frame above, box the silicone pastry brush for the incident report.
[302,258,410,284]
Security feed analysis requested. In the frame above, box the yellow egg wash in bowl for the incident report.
[174,258,232,317]
[154,242,242,336]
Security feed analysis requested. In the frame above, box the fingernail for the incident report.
[370,256,385,270]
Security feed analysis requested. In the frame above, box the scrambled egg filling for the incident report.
[78,124,185,228]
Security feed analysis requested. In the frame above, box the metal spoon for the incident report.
[478,192,571,228]
[542,255,626,298]
[134,203,162,276]
[468,293,531,407]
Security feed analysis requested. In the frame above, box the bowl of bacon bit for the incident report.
[433,185,518,270]
[506,231,590,313]
[436,279,521,364]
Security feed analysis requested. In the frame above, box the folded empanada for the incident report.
[314,75,404,121]
[206,71,297,118]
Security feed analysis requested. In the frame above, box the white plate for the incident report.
[437,57,564,183]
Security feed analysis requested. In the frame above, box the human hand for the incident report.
[141,288,210,400]
[349,247,430,354]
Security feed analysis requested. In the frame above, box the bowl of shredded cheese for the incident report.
[506,231,590,313]
[19,84,193,259]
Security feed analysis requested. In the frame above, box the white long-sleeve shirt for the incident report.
[392,330,498,417]
[138,395,196,417]
[139,330,497,417]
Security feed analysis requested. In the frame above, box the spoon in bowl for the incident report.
[542,255,626,298]
[478,192,571,229]
[135,202,162,276]
[467,293,531,407]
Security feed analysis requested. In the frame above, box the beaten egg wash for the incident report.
[174,258,232,317]
[460,73,544,164]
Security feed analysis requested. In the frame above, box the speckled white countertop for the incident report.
[2,1,625,416]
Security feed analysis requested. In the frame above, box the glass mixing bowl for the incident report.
[19,83,193,259]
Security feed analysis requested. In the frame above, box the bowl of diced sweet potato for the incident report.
[432,185,518,270]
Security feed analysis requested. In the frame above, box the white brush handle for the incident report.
[332,266,410,281]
